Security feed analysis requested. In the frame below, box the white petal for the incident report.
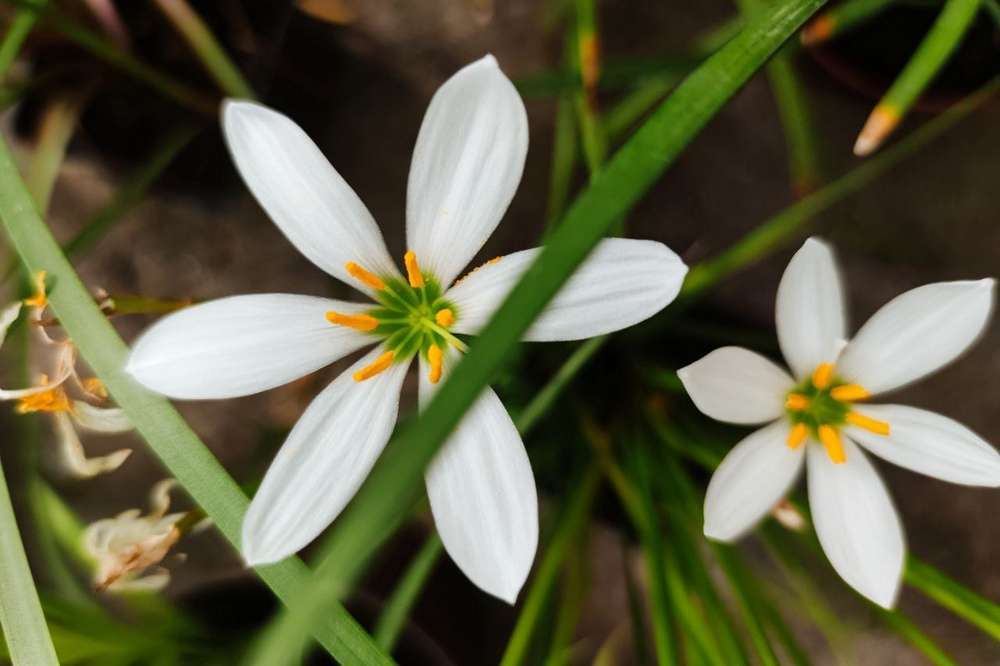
[222,101,398,290]
[775,238,847,379]
[419,354,537,603]
[447,239,687,341]
[677,347,794,425]
[49,412,132,479]
[241,347,407,566]
[807,439,904,609]
[127,294,374,400]
[846,404,1000,487]
[406,55,528,287]
[0,301,21,349]
[837,280,995,394]
[71,402,132,434]
[704,421,805,541]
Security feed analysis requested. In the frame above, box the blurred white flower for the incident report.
[83,480,186,592]
[678,237,999,608]
[125,55,688,602]
[1,274,132,478]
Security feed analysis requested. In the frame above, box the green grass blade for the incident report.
[499,464,601,666]
[0,134,390,665]
[152,0,254,99]
[801,0,897,44]
[0,0,46,79]
[766,47,822,193]
[545,95,578,229]
[876,608,960,666]
[905,556,1000,641]
[372,534,443,653]
[854,0,980,155]
[0,456,59,665]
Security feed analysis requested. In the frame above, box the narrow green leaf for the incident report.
[905,556,1000,641]
[801,0,897,44]
[152,0,255,99]
[876,608,960,666]
[0,0,46,79]
[0,135,390,664]
[372,534,443,653]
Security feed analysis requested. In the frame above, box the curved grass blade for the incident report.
[0,135,390,664]
[905,557,1000,641]
[853,0,980,155]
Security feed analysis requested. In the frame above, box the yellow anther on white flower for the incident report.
[811,362,834,389]
[404,250,424,289]
[83,377,108,399]
[24,271,47,308]
[830,384,870,402]
[787,422,808,449]
[16,376,70,414]
[846,411,890,436]
[345,262,385,291]
[353,351,394,382]
[785,393,810,410]
[435,308,455,328]
[818,425,846,464]
[326,311,379,332]
[428,344,443,384]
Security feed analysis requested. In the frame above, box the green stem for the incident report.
[0,134,389,664]
[0,458,58,665]
[0,0,46,79]
[152,0,255,99]
[905,556,1000,641]
[802,0,897,43]
[498,464,601,666]
[876,608,960,666]
[544,95,578,230]
[372,534,443,653]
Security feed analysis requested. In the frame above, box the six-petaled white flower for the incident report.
[125,55,687,602]
[678,237,999,608]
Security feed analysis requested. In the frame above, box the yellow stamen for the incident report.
[403,250,424,288]
[830,384,870,402]
[352,351,395,382]
[811,363,834,390]
[326,311,379,332]
[17,382,70,414]
[787,423,808,449]
[345,262,385,291]
[427,344,443,384]
[785,393,810,410]
[452,256,503,286]
[846,411,890,436]
[818,425,846,464]
[435,308,454,328]
[24,271,47,308]
[83,377,108,399]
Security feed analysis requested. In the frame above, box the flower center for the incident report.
[16,375,71,414]
[326,251,462,384]
[784,362,890,464]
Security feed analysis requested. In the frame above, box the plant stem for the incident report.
[372,534,443,653]
[0,0,46,79]
[0,457,58,665]
[153,0,255,99]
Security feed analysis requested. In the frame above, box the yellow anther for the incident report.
[345,262,385,291]
[435,308,454,328]
[404,251,424,289]
[486,256,502,265]
[16,380,70,415]
[818,425,846,464]
[787,423,808,449]
[785,393,810,410]
[427,344,443,384]
[24,271,47,308]
[811,363,834,390]
[830,384,870,402]
[326,311,379,332]
[453,256,503,286]
[83,377,108,399]
[352,351,395,382]
[846,411,890,436]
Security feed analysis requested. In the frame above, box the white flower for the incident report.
[678,237,998,608]
[125,55,688,603]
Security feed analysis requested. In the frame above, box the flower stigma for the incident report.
[784,362,890,464]
[330,251,465,384]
